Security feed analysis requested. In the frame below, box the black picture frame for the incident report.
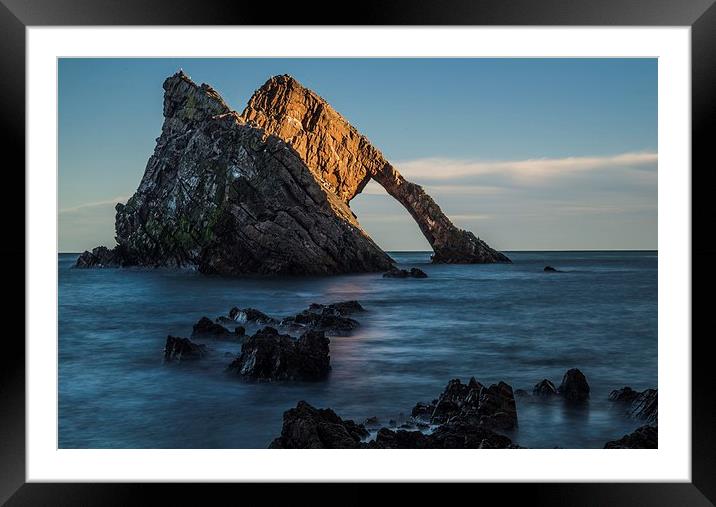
[1,0,712,503]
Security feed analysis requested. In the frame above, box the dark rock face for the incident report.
[533,379,558,397]
[228,327,330,381]
[558,368,590,402]
[609,386,640,403]
[164,335,206,361]
[242,74,509,265]
[228,307,276,324]
[627,389,658,425]
[75,245,135,268]
[544,265,559,272]
[604,425,657,449]
[414,377,517,431]
[271,401,514,449]
[280,300,364,335]
[269,401,369,448]
[77,71,393,275]
[383,267,428,279]
[191,316,238,338]
[308,300,365,315]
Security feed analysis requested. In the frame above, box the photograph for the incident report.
[58,57,658,450]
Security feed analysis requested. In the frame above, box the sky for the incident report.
[58,58,657,252]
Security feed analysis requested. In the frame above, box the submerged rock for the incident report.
[77,71,393,275]
[558,368,590,402]
[604,425,657,449]
[544,265,560,272]
[383,267,428,279]
[307,300,365,315]
[609,386,640,403]
[243,74,509,265]
[164,335,206,361]
[533,379,558,397]
[269,401,369,448]
[228,327,330,381]
[191,316,240,338]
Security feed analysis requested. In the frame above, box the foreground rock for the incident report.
[164,335,206,361]
[228,327,330,381]
[270,401,514,449]
[383,267,428,279]
[610,387,658,425]
[269,401,369,448]
[76,71,393,275]
[242,74,509,265]
[558,368,590,402]
[604,425,657,449]
[412,377,517,431]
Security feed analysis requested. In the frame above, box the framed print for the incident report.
[2,0,713,503]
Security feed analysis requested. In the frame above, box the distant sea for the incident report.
[58,250,657,448]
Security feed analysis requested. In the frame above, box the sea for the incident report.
[58,251,657,449]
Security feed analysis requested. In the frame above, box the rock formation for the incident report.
[77,71,393,275]
[557,368,590,402]
[604,425,657,449]
[163,335,206,361]
[241,74,509,264]
[228,327,330,381]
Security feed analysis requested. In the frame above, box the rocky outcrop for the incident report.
[604,425,657,449]
[228,327,330,381]
[610,387,657,426]
[163,335,206,361]
[383,267,428,278]
[76,71,393,275]
[76,245,135,268]
[269,401,369,448]
[242,74,509,265]
[558,368,590,402]
[533,379,558,397]
[228,307,276,325]
[269,400,515,449]
[411,377,517,431]
[191,316,241,338]
[280,303,361,336]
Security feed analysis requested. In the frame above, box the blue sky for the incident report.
[59,58,657,252]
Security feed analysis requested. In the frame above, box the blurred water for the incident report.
[58,251,657,448]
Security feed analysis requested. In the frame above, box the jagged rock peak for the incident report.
[242,74,510,264]
[77,71,393,275]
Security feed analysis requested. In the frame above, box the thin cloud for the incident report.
[59,196,129,214]
[394,151,657,184]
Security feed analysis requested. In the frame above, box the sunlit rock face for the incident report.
[242,74,510,264]
[78,71,393,275]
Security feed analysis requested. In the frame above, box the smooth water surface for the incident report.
[58,251,657,448]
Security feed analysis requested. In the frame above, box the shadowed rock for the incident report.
[164,335,206,361]
[604,425,657,449]
[191,316,240,338]
[383,267,429,278]
[269,401,369,448]
[76,71,393,275]
[558,368,590,402]
[228,327,330,381]
[242,74,509,265]
[533,379,558,397]
[413,377,517,431]
[228,307,276,324]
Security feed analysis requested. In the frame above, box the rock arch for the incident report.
[241,75,509,264]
